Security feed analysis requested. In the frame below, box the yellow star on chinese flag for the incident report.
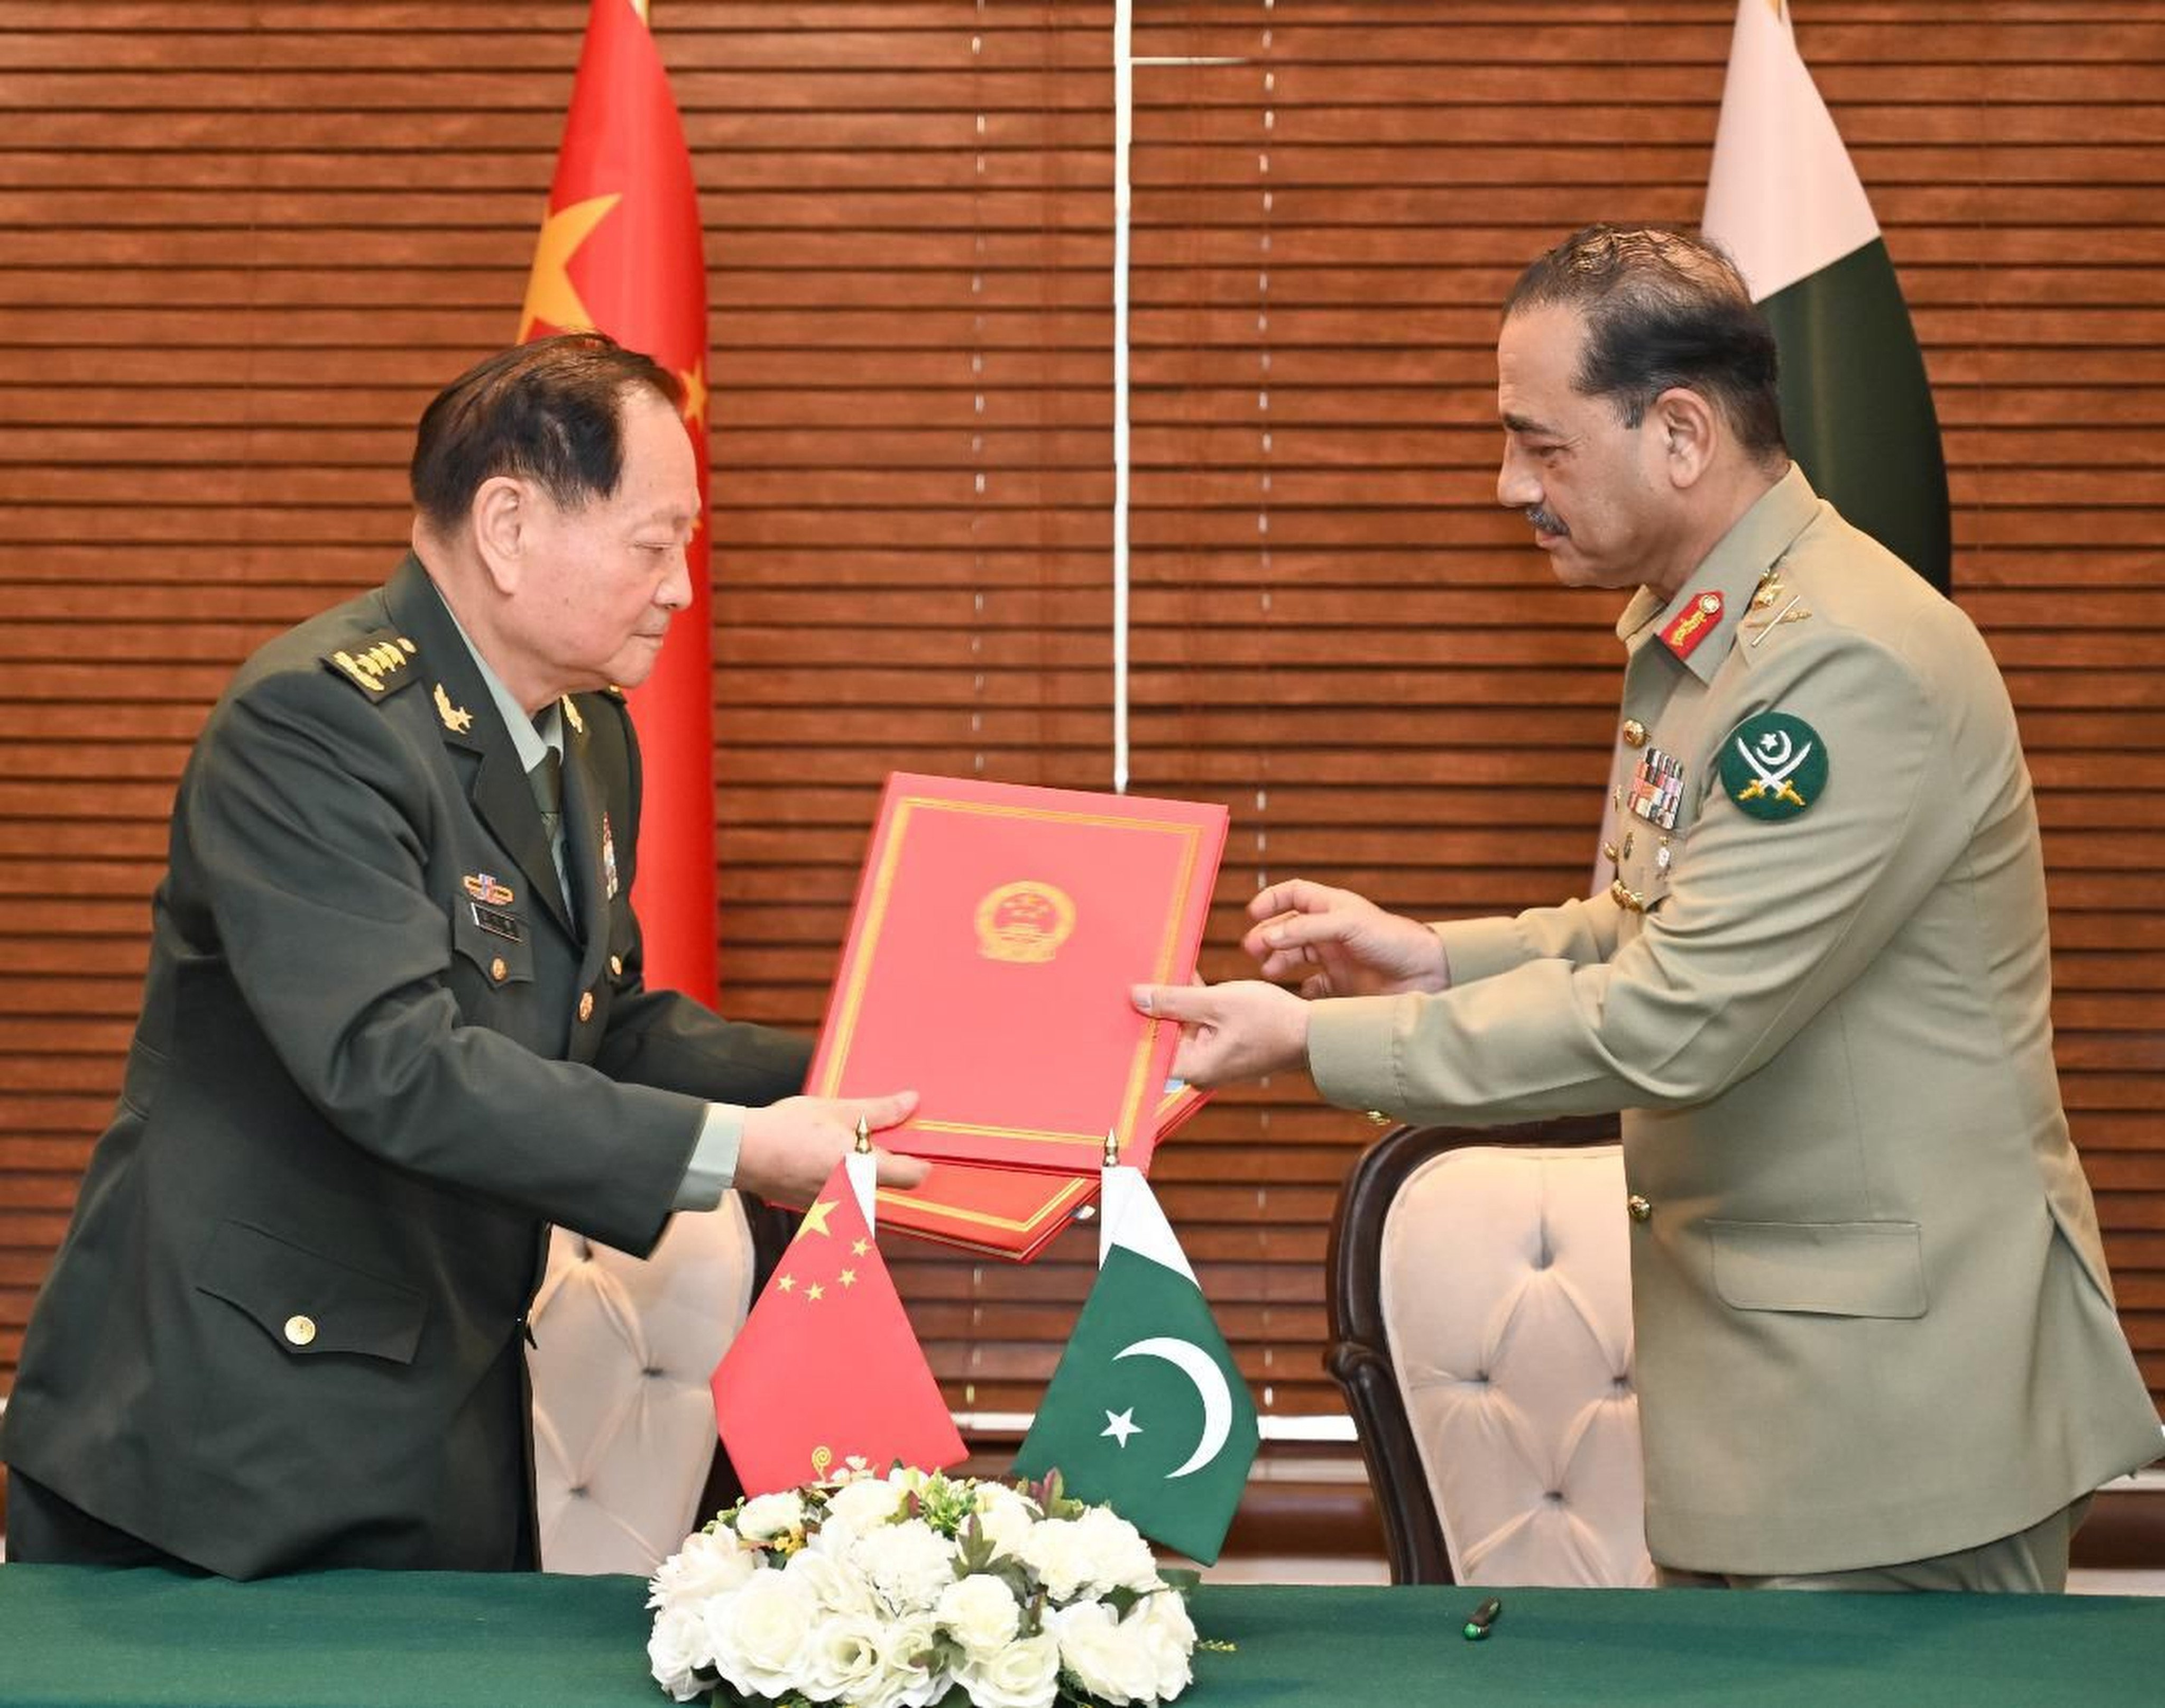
[806,1282,825,1303]
[517,192,621,342]
[677,358,708,432]
[851,1239,870,1257]
[839,1269,858,1288]
[797,1198,839,1239]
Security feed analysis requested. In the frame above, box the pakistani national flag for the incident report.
[1702,0,1951,592]
[1014,1169,1259,1564]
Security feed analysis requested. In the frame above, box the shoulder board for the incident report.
[323,631,422,701]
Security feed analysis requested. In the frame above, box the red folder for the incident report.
[876,1077,1212,1261]
[810,774,1228,1177]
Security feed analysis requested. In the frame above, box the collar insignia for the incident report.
[434,683,474,734]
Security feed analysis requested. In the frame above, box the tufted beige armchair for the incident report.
[529,1195,785,1575]
[1327,1118,1654,1587]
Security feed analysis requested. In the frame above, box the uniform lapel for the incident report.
[386,555,576,937]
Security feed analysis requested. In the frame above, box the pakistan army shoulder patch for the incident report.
[1720,710,1828,821]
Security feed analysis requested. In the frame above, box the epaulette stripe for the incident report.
[323,632,421,701]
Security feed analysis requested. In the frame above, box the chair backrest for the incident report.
[1327,1118,1653,1587]
[529,1197,763,1575]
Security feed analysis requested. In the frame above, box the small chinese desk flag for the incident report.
[712,1160,964,1495]
[1013,1165,1259,1563]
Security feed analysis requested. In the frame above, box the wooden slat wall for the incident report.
[2,3,2162,1421]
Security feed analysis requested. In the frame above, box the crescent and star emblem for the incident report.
[1734,727,1813,808]
[1106,1335,1234,1480]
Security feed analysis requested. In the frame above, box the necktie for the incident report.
[528,749,575,912]
[528,749,564,845]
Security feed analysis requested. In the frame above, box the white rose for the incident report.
[854,1517,959,1614]
[806,1512,862,1560]
[784,1543,877,1617]
[799,1610,887,1704]
[1125,1591,1196,1700]
[971,1483,1042,1561]
[648,1527,759,1611]
[646,1604,712,1703]
[867,1611,949,1708]
[703,1569,815,1700]
[1073,1506,1164,1595]
[1049,1600,1159,1706]
[733,1490,805,1544]
[934,1571,1020,1661]
[954,1628,1061,1708]
[827,1474,909,1532]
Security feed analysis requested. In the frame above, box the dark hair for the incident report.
[1505,224,1786,461]
[409,332,685,534]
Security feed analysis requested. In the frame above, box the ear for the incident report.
[471,475,529,595]
[1648,387,1719,490]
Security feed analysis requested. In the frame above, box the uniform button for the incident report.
[1602,841,1620,862]
[284,1314,318,1347]
[490,956,508,983]
[577,991,595,1023]
[609,954,623,978]
[1627,1194,1653,1223]
[1622,719,1648,748]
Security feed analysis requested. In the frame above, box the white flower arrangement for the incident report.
[647,1465,1215,1708]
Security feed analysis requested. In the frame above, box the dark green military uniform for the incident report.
[1,554,808,1578]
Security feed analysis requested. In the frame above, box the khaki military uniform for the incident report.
[2,555,809,1579]
[1309,468,2161,1575]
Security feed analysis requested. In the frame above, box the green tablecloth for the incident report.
[3,1566,2162,1706]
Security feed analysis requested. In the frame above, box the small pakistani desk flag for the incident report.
[1014,1167,1259,1563]
[712,1159,964,1495]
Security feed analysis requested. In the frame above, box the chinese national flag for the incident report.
[712,1161,966,1495]
[518,0,717,1002]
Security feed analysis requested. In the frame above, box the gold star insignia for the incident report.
[797,1198,839,1239]
[839,1269,857,1288]
[516,192,621,342]
[776,1274,795,1293]
[806,1282,825,1303]
[851,1238,870,1257]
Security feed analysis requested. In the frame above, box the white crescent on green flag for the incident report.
[1014,1167,1259,1564]
[1702,0,1951,592]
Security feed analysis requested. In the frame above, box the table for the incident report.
[3,1566,2162,1706]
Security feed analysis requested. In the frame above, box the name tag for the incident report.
[470,903,524,943]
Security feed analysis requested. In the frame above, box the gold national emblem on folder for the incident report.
[974,880,1076,965]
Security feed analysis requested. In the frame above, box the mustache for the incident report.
[1524,505,1568,536]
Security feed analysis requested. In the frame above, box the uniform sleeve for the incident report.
[1310,613,1970,1126]
[184,668,705,1256]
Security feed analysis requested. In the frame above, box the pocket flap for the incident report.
[196,1219,427,1363]
[1706,1218,1927,1319]
[452,900,534,986]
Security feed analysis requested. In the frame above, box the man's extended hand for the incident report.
[1242,879,1449,998]
[1131,980,1311,1089]
[734,1090,929,1205]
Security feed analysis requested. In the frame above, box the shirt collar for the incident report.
[439,602,563,771]
[1617,463,1823,683]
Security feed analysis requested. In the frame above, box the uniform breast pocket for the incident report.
[451,899,535,993]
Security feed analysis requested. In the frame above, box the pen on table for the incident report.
[1462,1596,1503,1641]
